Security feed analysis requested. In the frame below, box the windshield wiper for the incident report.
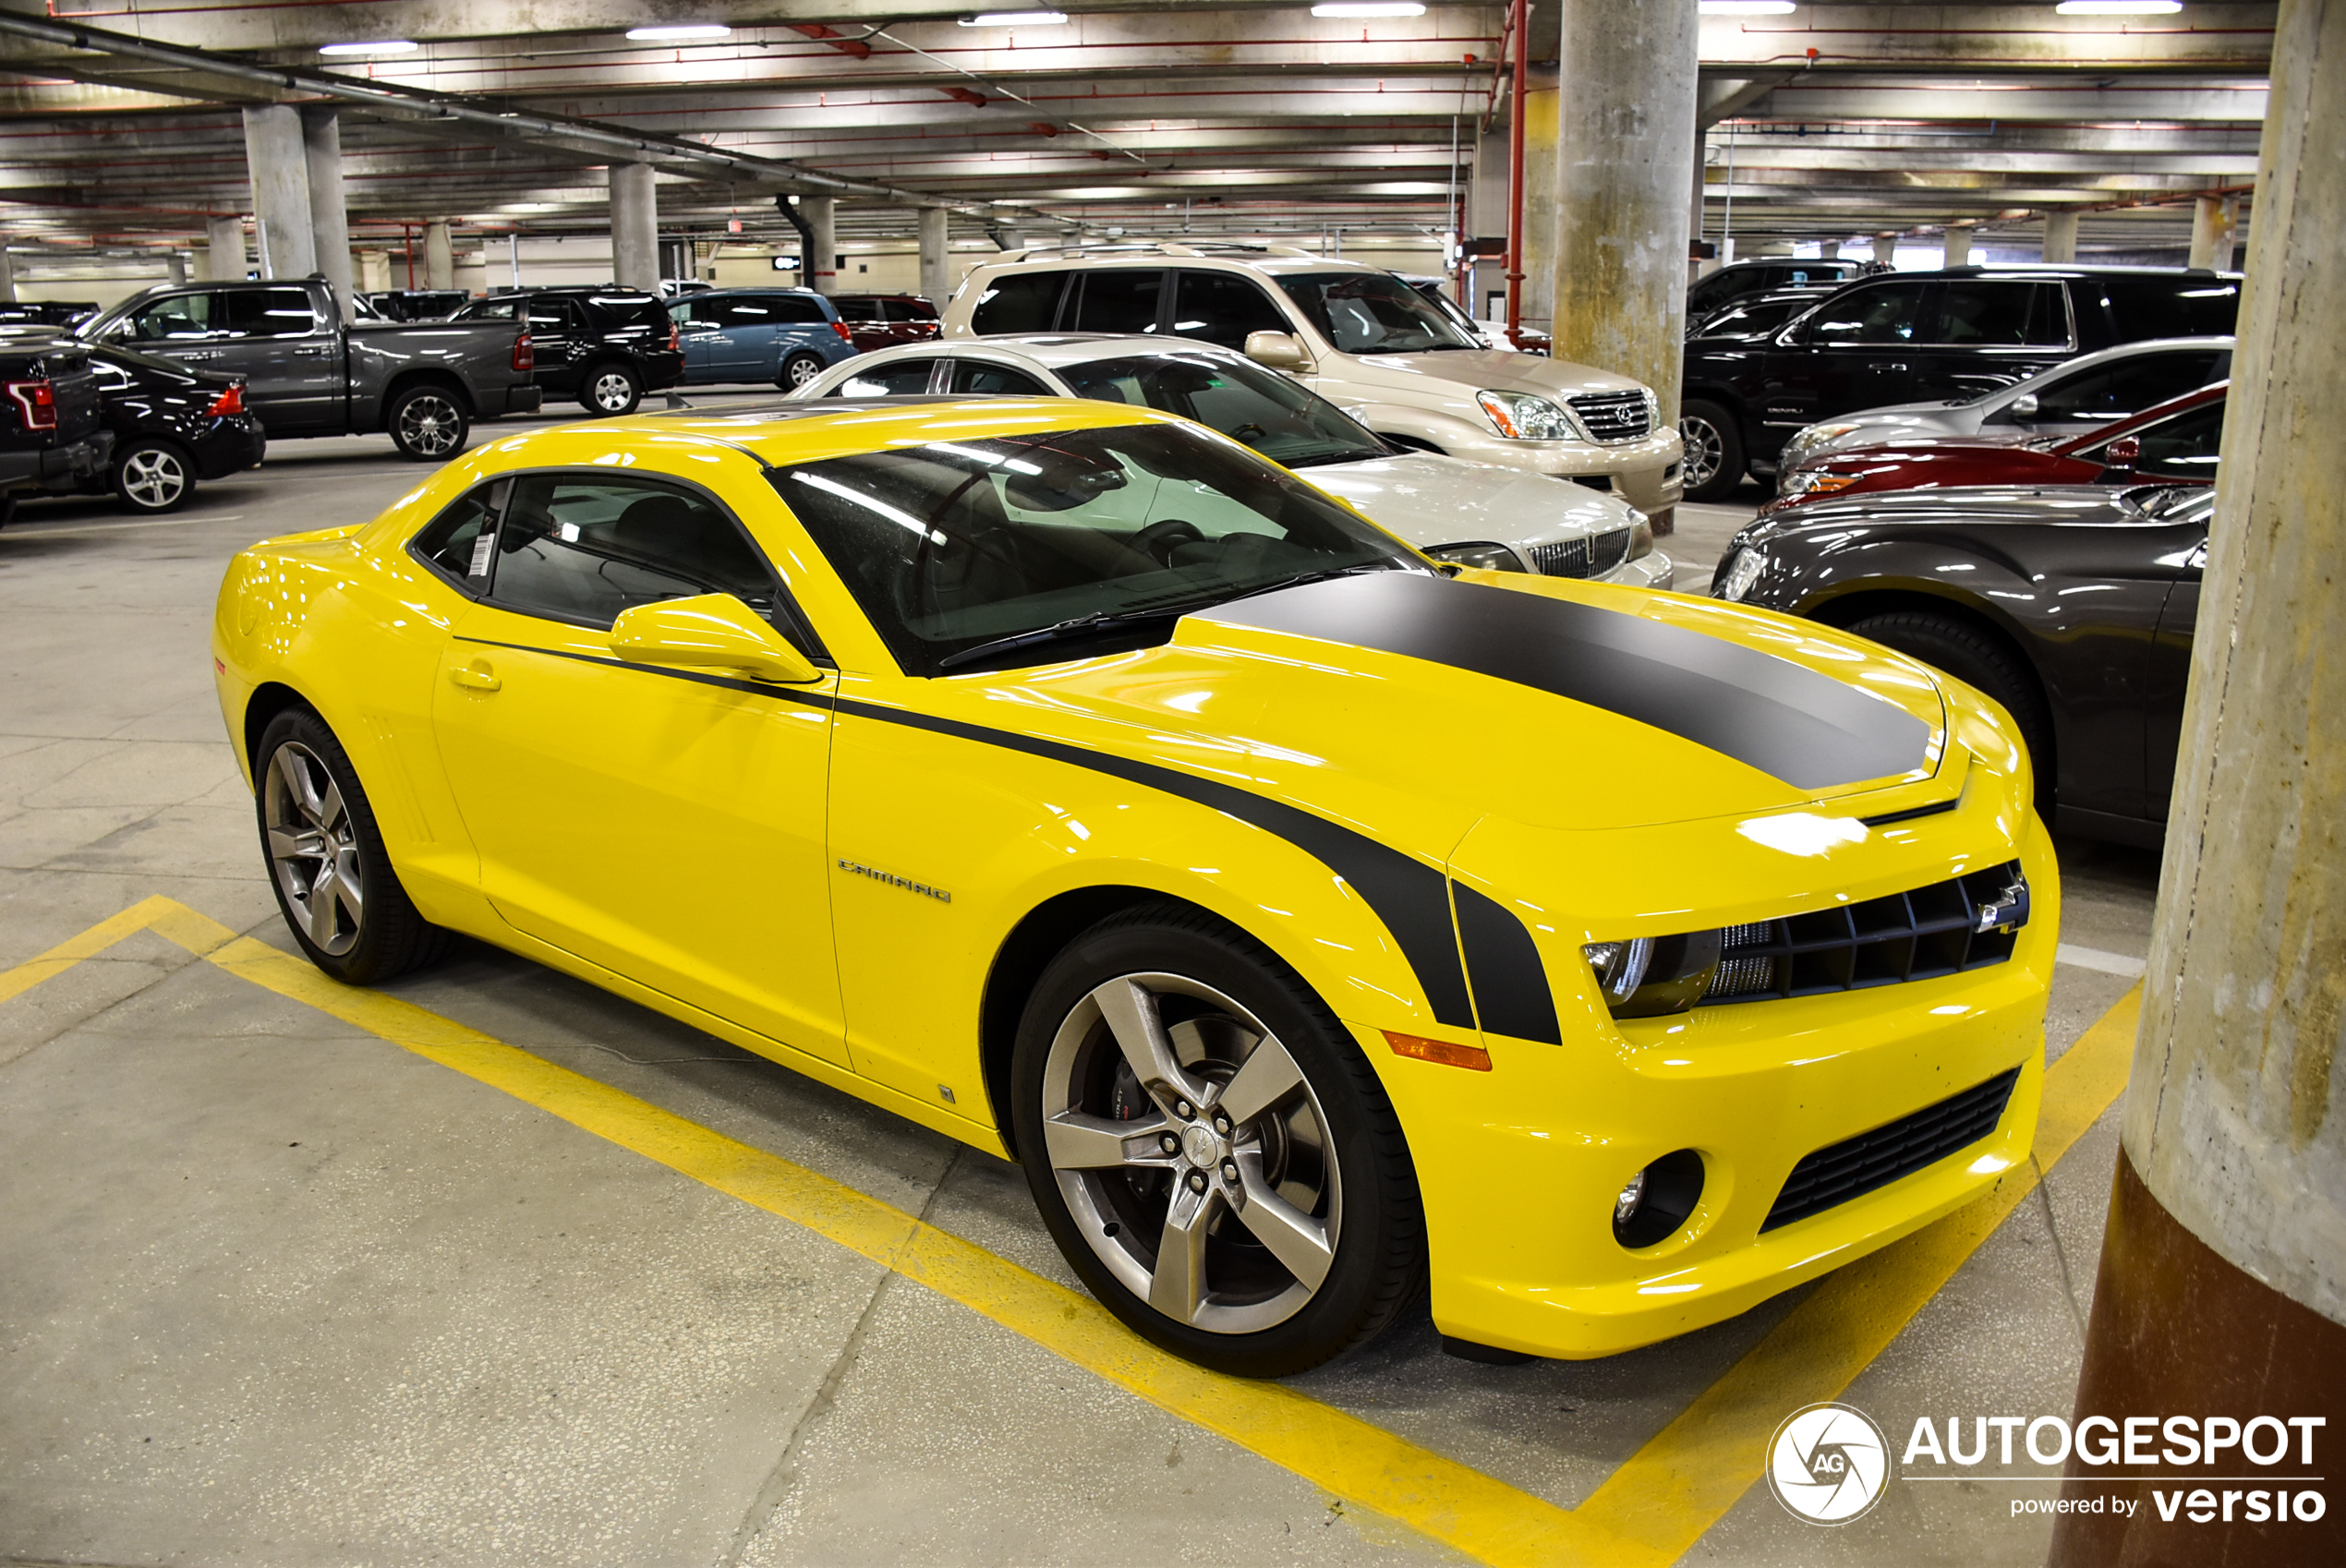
[1281,449,1383,468]
[936,601,1212,673]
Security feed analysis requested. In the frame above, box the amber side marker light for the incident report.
[1383,1031,1492,1071]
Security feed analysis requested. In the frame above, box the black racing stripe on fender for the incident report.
[1193,573,1934,791]
[1451,883,1563,1045]
[453,635,1477,1029]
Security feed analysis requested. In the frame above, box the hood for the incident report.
[978,572,1948,842]
[1329,347,1644,400]
[1748,484,2147,540]
[1815,428,2043,466]
[1302,452,1638,551]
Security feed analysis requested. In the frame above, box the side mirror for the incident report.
[2008,392,2039,419]
[1244,330,1312,372]
[610,593,822,684]
[2102,435,2142,471]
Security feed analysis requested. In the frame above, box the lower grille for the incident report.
[1762,1067,2020,1231]
[1699,862,2028,1006]
[1569,391,1652,442]
[1528,527,1633,579]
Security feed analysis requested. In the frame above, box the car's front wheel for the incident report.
[581,362,644,416]
[111,438,194,513]
[1679,399,1746,502]
[778,351,827,391]
[1011,904,1423,1377]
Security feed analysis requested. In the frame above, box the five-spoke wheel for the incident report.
[111,440,192,513]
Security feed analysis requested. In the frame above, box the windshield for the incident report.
[769,421,1419,675]
[1058,351,1387,469]
[1275,271,1480,355]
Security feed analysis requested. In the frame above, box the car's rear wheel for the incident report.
[1679,399,1745,502]
[387,384,470,461]
[1845,609,2056,813]
[255,707,451,984]
[1011,904,1423,1377]
[778,351,827,391]
[111,438,194,513]
[581,362,643,416]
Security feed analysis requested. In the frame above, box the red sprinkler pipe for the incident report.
[1505,0,1527,339]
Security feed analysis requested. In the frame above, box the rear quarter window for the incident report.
[969,272,1067,334]
[2095,277,2243,341]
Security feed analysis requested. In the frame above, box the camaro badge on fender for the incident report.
[838,858,952,903]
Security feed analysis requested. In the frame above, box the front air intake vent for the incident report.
[1568,391,1651,443]
[1761,1067,2020,1231]
[1527,526,1633,579]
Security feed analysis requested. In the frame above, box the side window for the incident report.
[1069,270,1166,335]
[714,299,780,330]
[526,299,569,336]
[949,361,1052,396]
[895,297,940,322]
[969,272,1067,334]
[2102,276,2243,340]
[1804,282,1929,345]
[127,293,217,343]
[461,298,522,322]
[409,481,507,590]
[667,299,700,325]
[2034,351,2227,422]
[2128,402,2226,479]
[768,296,828,325]
[488,476,782,629]
[1170,271,1289,349]
[219,288,323,339]
[1927,282,2067,347]
[832,359,938,396]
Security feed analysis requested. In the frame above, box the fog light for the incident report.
[1612,1150,1705,1249]
[1614,1170,1647,1226]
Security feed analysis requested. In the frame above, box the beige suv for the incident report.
[943,243,1683,522]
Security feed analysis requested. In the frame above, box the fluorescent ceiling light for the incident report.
[319,40,418,56]
[625,24,734,41]
[1312,3,1427,16]
[960,10,1070,24]
[1699,2,1796,14]
[2055,1,2182,12]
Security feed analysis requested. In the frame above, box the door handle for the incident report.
[449,657,502,693]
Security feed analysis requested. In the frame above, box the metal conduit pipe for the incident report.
[0,11,1080,232]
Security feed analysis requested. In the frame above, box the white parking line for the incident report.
[2056,943,2148,978]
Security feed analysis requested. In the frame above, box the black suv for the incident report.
[449,288,684,416]
[1679,265,2243,500]
[0,334,110,525]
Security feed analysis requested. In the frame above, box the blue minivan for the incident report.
[666,288,859,389]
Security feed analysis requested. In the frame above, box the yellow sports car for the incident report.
[212,400,2054,1376]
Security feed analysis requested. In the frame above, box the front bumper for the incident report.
[1596,549,1673,591]
[1433,427,1685,513]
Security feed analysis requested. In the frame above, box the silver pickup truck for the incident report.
[79,280,541,461]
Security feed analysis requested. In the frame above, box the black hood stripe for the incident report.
[1193,573,1935,792]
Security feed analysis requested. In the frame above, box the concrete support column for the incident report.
[2049,3,2346,1562]
[1942,225,1973,268]
[241,104,316,280]
[1818,239,1839,259]
[299,107,354,320]
[165,252,187,285]
[204,216,246,282]
[918,207,950,303]
[609,163,658,292]
[803,196,837,295]
[2042,209,2080,262]
[0,245,15,304]
[422,222,454,291]
[1541,0,1696,416]
[2190,193,2241,271]
[1872,232,1899,267]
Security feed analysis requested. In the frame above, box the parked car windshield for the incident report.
[1058,351,1388,470]
[769,420,1418,675]
[1274,271,1480,355]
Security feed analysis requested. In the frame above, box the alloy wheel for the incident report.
[1679,414,1723,492]
[119,446,187,510]
[785,355,823,388]
[592,370,636,412]
[395,392,464,457]
[1041,971,1339,1335]
[262,741,364,957]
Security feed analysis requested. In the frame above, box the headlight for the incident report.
[1776,468,1861,502]
[1624,507,1654,562]
[1423,540,1527,572]
[1583,932,1723,1018]
[1716,546,1767,601]
[1784,422,1861,465]
[1475,390,1575,441]
[1641,387,1661,429]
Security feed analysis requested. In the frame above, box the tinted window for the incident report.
[1059,351,1385,468]
[893,298,939,320]
[410,482,505,589]
[2029,349,2229,422]
[969,272,1066,334]
[1069,270,1166,334]
[768,422,1416,675]
[2098,276,2243,341]
[1167,271,1290,350]
[830,359,938,396]
[1804,282,1929,345]
[1691,295,1817,340]
[457,298,522,321]
[577,295,671,332]
[830,296,884,321]
[489,476,779,629]
[949,361,1051,395]
[1925,281,2068,347]
[2125,401,2226,479]
[126,293,216,342]
[218,288,322,338]
[715,296,823,328]
[1275,271,1479,354]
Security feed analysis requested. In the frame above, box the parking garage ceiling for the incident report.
[0,1,2269,260]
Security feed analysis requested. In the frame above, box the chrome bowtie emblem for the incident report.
[1975,878,2030,935]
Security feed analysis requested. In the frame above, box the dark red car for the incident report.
[1768,381,2226,513]
[828,294,942,355]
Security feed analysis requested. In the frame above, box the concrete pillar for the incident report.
[1818,239,1838,260]
[422,222,453,291]
[1872,232,1899,267]
[165,252,187,285]
[2049,3,2346,1562]
[0,245,14,304]
[803,195,838,295]
[1540,2,1698,419]
[2042,209,2080,263]
[204,216,246,282]
[240,103,316,280]
[609,163,658,292]
[1942,225,1974,268]
[2190,192,2241,271]
[918,207,950,303]
[1516,66,1558,332]
[300,107,354,320]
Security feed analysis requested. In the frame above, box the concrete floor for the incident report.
[0,404,2163,1567]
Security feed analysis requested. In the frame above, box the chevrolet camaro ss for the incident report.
[212,400,2056,1376]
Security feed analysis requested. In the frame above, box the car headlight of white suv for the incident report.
[1475,390,1576,441]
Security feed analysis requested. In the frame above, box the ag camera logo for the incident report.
[1767,1402,1893,1525]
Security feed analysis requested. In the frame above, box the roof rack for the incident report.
[991,238,1323,264]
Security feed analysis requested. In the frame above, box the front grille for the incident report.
[1699,862,2027,1006]
[1762,1067,2020,1231]
[1569,391,1652,443]
[1527,527,1634,579]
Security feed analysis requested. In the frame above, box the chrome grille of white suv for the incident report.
[1568,392,1651,443]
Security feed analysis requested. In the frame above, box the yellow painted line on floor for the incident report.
[1576,985,2143,1560]
[0,894,234,1006]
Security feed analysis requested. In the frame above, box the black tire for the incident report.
[0,493,15,530]
[778,351,827,391]
[1679,399,1746,502]
[1846,609,2056,811]
[1010,902,1423,1377]
[111,437,196,513]
[254,706,452,984]
[579,361,643,416]
[386,383,471,461]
